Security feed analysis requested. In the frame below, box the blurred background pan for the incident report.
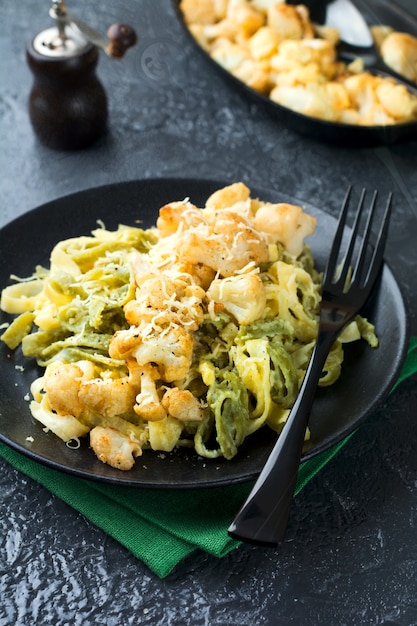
[174,0,417,147]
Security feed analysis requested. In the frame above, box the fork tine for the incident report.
[364,191,392,287]
[336,188,367,288]
[322,185,352,285]
[329,188,391,292]
[351,189,377,286]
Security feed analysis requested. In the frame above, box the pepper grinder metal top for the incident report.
[27,0,137,150]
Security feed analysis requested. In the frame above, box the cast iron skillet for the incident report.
[174,0,417,147]
[0,179,409,487]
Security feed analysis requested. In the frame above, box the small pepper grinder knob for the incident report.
[26,0,137,150]
[106,23,138,59]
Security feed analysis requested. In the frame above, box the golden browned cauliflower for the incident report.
[253,202,316,256]
[381,32,417,84]
[90,426,142,471]
[206,272,266,324]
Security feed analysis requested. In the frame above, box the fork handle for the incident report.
[228,330,337,546]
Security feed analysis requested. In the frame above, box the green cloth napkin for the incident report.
[1,337,417,578]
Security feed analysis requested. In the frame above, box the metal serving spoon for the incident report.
[291,0,417,92]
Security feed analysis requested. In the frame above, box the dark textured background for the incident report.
[1,1,417,624]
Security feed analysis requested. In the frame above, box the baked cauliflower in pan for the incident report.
[180,0,417,125]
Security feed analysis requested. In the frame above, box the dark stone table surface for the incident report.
[1,1,417,624]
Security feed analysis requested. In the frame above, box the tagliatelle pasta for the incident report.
[0,183,377,470]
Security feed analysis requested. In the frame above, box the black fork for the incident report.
[228,187,393,546]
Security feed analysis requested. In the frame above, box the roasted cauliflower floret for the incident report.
[343,73,417,124]
[181,209,269,276]
[210,38,251,72]
[269,38,338,84]
[376,79,417,120]
[44,362,85,418]
[270,81,351,122]
[156,200,207,238]
[30,373,90,442]
[206,272,266,324]
[253,202,316,256]
[44,360,138,420]
[109,325,144,361]
[161,387,205,421]
[380,31,417,83]
[232,58,271,92]
[249,25,280,60]
[111,324,194,383]
[226,1,265,39]
[266,3,314,41]
[343,73,383,120]
[134,363,166,421]
[78,376,137,418]
[124,271,205,330]
[176,261,216,290]
[134,326,194,382]
[202,18,240,43]
[90,426,142,471]
[179,0,219,24]
[205,181,251,209]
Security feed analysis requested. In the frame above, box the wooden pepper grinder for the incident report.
[26,0,137,150]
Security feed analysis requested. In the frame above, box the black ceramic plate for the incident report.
[174,0,417,147]
[0,179,409,488]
